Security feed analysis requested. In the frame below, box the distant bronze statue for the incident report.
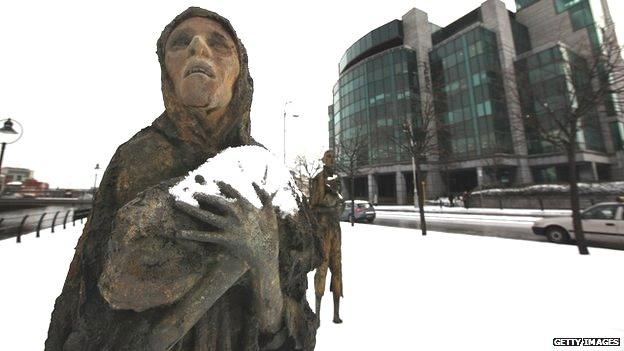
[310,150,344,324]
[45,7,320,351]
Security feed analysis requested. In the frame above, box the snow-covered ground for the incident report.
[472,181,624,196]
[1,222,623,350]
[0,225,82,350]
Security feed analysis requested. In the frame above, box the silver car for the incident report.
[532,202,624,243]
[341,200,376,223]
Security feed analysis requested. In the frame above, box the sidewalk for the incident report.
[374,205,571,217]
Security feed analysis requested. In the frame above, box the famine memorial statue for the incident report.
[309,150,345,324]
[45,7,321,351]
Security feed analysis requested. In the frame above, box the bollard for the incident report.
[16,215,29,243]
[36,213,47,238]
[499,198,503,210]
[51,211,60,233]
[63,210,70,229]
[538,198,544,211]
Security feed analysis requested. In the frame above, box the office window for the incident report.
[555,0,583,13]
[516,0,539,10]
[611,121,624,150]
[569,1,594,30]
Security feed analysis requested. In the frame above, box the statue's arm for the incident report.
[309,172,325,208]
[98,184,244,312]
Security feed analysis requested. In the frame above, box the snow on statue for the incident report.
[170,145,302,218]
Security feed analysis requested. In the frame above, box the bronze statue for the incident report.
[46,8,320,351]
[309,150,344,324]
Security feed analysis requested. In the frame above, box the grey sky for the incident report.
[0,0,622,188]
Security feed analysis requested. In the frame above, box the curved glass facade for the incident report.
[328,3,622,202]
[333,46,420,166]
[338,20,403,74]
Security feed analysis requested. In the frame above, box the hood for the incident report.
[154,7,254,150]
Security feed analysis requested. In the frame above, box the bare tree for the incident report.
[481,142,514,188]
[512,31,624,255]
[291,154,323,197]
[388,64,447,236]
[334,127,368,226]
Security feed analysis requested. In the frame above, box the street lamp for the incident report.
[93,163,100,200]
[0,118,24,174]
[282,100,301,163]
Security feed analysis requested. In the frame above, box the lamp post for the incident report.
[0,119,24,185]
[282,100,300,163]
[93,163,100,203]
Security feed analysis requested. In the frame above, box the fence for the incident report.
[0,207,91,243]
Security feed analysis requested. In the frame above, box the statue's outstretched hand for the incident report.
[173,181,283,334]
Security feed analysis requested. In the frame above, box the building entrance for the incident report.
[448,169,478,194]
[377,173,396,204]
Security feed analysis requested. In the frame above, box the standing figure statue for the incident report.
[45,7,320,351]
[310,150,345,324]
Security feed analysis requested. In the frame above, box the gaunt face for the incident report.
[323,151,335,167]
[323,150,336,176]
[165,17,240,109]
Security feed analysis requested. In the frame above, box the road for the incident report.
[373,211,624,250]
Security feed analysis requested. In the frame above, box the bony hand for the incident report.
[173,181,283,334]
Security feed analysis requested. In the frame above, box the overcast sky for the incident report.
[0,0,623,189]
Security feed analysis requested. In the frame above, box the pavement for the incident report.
[373,205,571,217]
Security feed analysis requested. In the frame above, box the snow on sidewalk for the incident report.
[0,224,84,351]
[309,223,624,351]
[1,221,623,350]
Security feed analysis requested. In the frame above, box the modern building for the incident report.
[328,0,624,204]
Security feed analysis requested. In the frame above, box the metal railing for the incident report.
[0,208,91,243]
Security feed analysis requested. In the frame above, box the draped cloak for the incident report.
[45,7,320,351]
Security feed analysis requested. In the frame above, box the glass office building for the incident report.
[430,26,513,159]
[332,21,420,167]
[328,0,624,204]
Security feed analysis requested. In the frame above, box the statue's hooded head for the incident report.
[322,150,335,176]
[156,7,253,147]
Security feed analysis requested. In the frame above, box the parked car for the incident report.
[532,202,624,243]
[341,200,376,223]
